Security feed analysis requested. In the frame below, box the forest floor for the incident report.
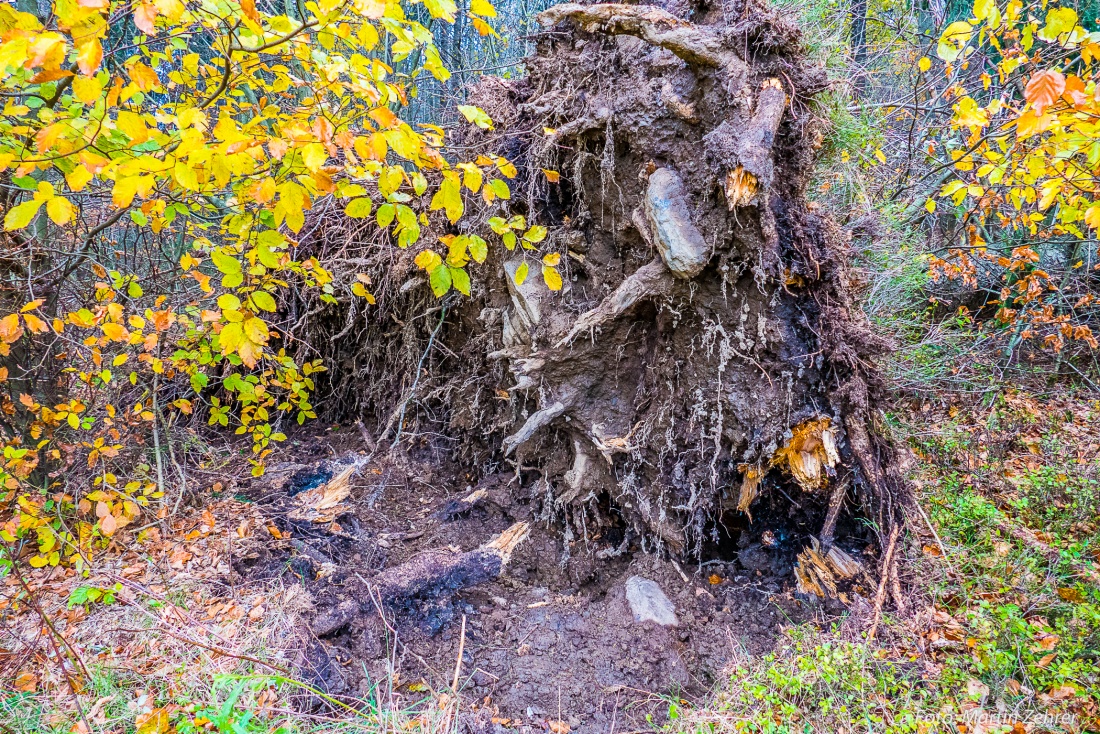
[3,386,1100,733]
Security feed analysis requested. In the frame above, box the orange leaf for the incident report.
[14,671,37,692]
[99,512,117,536]
[1024,69,1066,114]
[133,3,157,33]
[23,314,49,334]
[29,68,75,84]
[240,0,260,21]
[101,322,129,342]
[0,314,24,343]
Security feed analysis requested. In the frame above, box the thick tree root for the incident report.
[537,3,745,72]
[310,522,531,636]
[555,259,675,347]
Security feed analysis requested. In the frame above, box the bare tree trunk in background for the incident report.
[849,0,869,98]
[451,0,467,98]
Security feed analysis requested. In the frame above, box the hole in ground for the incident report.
[245,446,863,732]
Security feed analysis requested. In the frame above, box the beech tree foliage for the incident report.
[0,0,565,570]
[930,0,1100,352]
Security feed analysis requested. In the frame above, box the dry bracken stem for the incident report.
[451,613,467,692]
[867,523,900,642]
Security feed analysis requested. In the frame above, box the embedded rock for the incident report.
[625,576,678,626]
[644,168,710,278]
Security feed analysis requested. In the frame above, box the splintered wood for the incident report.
[736,465,763,522]
[288,462,361,524]
[794,537,862,598]
[770,417,841,491]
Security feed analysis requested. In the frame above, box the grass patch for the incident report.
[673,391,1100,733]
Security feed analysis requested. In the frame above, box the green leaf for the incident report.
[450,266,471,295]
[345,198,373,218]
[490,178,511,200]
[524,225,547,243]
[4,199,43,231]
[250,291,277,312]
[468,235,488,263]
[211,249,242,274]
[429,264,452,296]
[377,203,396,227]
[217,293,242,311]
[457,105,494,130]
[190,372,209,393]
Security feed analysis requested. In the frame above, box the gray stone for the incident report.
[644,168,710,278]
[625,576,678,626]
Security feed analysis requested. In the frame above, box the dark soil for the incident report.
[233,432,875,733]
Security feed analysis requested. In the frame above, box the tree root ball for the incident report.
[303,0,909,581]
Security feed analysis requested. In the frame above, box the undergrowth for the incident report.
[674,390,1100,733]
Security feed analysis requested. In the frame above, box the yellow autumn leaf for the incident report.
[71,74,102,104]
[542,265,563,291]
[66,165,93,192]
[102,323,130,342]
[937,21,973,62]
[243,317,269,344]
[46,196,73,225]
[4,199,43,231]
[470,0,497,17]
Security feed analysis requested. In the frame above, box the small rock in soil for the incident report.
[625,576,678,626]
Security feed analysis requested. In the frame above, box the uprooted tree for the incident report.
[0,0,907,599]
[301,0,910,590]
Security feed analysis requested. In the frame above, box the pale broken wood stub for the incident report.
[288,460,365,524]
[736,464,763,522]
[769,417,841,491]
[794,536,862,599]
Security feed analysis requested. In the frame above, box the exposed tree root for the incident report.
[310,522,531,636]
[299,0,909,606]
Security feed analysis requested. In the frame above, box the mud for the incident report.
[235,435,875,733]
